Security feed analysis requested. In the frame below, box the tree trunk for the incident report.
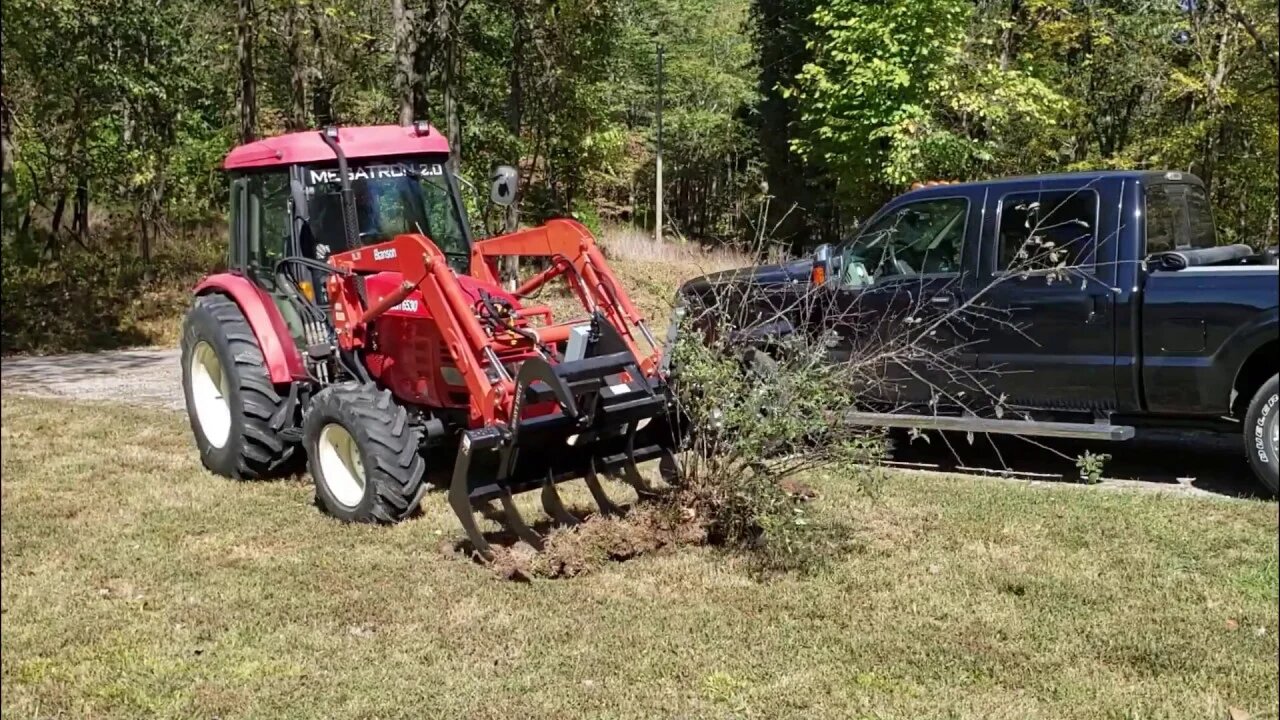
[441,0,462,175]
[49,192,67,236]
[0,91,15,232]
[999,0,1022,72]
[138,206,151,265]
[412,0,437,121]
[310,10,334,126]
[285,0,308,130]
[73,179,89,238]
[504,0,525,235]
[393,0,416,125]
[236,0,258,143]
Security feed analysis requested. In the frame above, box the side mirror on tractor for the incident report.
[490,165,518,207]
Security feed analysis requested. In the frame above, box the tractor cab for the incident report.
[221,124,521,371]
[223,123,478,283]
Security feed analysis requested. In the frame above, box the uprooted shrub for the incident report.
[662,291,886,575]
[482,282,887,581]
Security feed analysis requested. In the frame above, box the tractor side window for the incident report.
[420,174,468,258]
[837,197,968,287]
[247,172,291,272]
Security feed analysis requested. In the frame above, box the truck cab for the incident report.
[685,170,1280,490]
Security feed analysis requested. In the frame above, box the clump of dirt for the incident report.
[483,504,708,580]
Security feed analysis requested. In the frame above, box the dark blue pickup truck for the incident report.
[677,171,1279,491]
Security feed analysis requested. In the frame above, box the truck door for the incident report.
[974,183,1119,412]
[822,190,982,408]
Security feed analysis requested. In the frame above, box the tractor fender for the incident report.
[193,273,306,384]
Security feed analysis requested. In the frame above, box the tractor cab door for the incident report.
[229,170,310,348]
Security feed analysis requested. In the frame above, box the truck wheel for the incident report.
[303,383,426,524]
[181,294,298,479]
[1244,375,1279,495]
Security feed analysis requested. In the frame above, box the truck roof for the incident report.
[901,170,1202,199]
[223,124,449,171]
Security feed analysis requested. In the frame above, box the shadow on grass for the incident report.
[886,427,1265,499]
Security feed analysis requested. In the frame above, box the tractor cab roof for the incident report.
[222,124,449,172]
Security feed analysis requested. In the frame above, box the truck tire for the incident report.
[1244,375,1279,495]
[303,383,426,524]
[182,294,299,479]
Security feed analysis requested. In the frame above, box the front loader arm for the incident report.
[325,233,507,425]
[470,219,661,375]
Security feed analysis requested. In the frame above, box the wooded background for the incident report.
[1,0,1277,257]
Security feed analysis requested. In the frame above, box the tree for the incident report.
[392,0,415,126]
[237,0,259,143]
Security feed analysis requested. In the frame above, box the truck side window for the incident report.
[997,189,1098,273]
[838,197,968,286]
[1184,184,1216,249]
[1145,184,1188,254]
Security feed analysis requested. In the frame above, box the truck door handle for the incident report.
[1087,294,1105,323]
[931,294,956,308]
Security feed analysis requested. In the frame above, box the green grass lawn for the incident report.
[2,395,1277,719]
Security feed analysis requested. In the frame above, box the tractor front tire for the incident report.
[181,293,299,479]
[303,383,427,524]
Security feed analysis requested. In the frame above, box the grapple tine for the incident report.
[498,489,545,549]
[450,428,505,561]
[615,463,662,499]
[658,448,683,488]
[582,459,625,517]
[541,475,581,526]
[612,425,663,499]
[450,479,494,561]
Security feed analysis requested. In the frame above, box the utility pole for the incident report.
[655,42,664,244]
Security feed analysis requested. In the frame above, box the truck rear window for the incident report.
[1145,183,1215,254]
[997,189,1098,273]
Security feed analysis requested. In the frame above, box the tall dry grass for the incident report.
[595,223,758,274]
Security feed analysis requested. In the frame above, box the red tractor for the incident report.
[181,123,678,557]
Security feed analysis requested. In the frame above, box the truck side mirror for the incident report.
[811,243,834,285]
[490,165,518,207]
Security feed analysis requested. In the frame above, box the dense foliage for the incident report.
[1,0,1276,255]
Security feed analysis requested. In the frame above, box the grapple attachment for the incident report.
[449,332,677,559]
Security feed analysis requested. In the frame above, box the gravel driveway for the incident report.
[1,346,1263,499]
[2,348,183,411]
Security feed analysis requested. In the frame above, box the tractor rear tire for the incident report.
[303,383,427,524]
[181,293,299,479]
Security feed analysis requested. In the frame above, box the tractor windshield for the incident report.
[303,159,470,271]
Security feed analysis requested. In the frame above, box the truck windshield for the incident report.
[303,159,470,269]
